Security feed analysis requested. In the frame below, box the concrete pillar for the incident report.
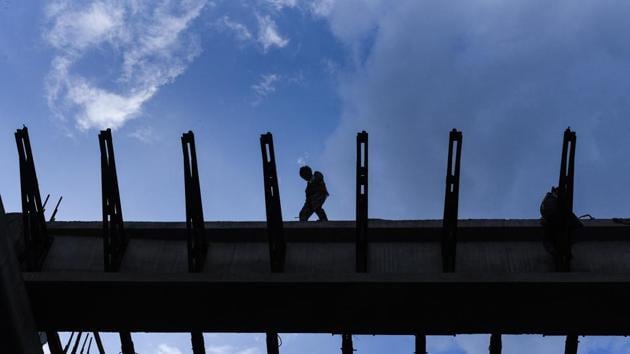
[0,195,43,354]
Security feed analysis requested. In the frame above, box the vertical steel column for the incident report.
[559,129,578,354]
[356,131,368,273]
[442,129,462,273]
[489,333,502,354]
[261,133,285,354]
[341,334,354,354]
[183,132,207,353]
[415,334,426,354]
[266,332,280,354]
[564,335,578,354]
[46,331,63,354]
[99,129,134,353]
[191,332,206,354]
[555,128,576,272]
[344,131,368,353]
[182,131,208,273]
[260,132,285,273]
[98,129,128,272]
[120,332,135,354]
[15,126,51,271]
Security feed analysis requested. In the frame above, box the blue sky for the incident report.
[3,0,630,353]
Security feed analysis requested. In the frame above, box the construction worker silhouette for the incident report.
[299,165,329,221]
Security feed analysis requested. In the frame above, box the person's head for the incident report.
[299,165,313,181]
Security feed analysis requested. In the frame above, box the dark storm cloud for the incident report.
[319,0,630,219]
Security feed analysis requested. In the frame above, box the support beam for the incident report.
[266,332,280,354]
[46,331,63,354]
[442,129,462,272]
[79,332,89,354]
[182,131,208,273]
[356,131,368,273]
[15,126,51,270]
[260,133,285,273]
[63,332,75,353]
[191,331,205,354]
[84,337,93,354]
[564,334,578,354]
[120,332,135,354]
[489,333,501,354]
[70,332,82,354]
[414,334,426,354]
[0,195,43,354]
[341,334,354,354]
[99,129,128,272]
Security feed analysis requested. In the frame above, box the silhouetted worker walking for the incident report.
[299,165,329,221]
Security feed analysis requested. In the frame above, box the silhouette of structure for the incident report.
[3,126,629,354]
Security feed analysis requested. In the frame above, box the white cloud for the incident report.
[319,0,630,220]
[297,152,310,165]
[206,345,261,354]
[267,0,298,11]
[45,1,125,50]
[44,0,208,131]
[256,15,289,51]
[217,16,253,41]
[251,73,280,104]
[156,343,183,354]
[128,126,158,143]
[310,0,335,16]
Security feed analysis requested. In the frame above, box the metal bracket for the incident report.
[356,131,368,273]
[15,126,52,271]
[489,333,501,354]
[442,129,462,272]
[99,129,128,272]
[182,131,208,273]
[555,128,576,272]
[260,133,285,273]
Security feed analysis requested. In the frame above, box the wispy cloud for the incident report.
[266,0,298,11]
[156,343,183,354]
[128,126,158,143]
[256,15,289,51]
[206,345,261,354]
[310,0,335,16]
[251,73,280,105]
[217,16,253,42]
[44,0,208,131]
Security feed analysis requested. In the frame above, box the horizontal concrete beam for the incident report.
[25,272,630,335]
[46,219,630,242]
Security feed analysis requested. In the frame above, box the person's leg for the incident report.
[299,202,315,221]
[313,195,328,221]
[315,208,328,221]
